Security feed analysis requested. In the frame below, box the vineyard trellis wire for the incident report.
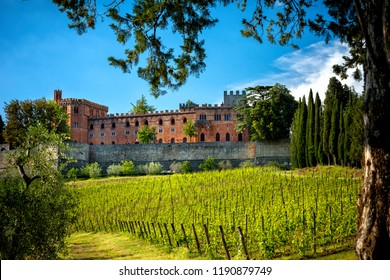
[71,166,361,259]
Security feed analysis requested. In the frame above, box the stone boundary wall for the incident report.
[66,140,290,171]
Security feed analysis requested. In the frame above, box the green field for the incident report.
[69,166,361,260]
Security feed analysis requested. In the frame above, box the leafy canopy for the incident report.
[130,95,156,114]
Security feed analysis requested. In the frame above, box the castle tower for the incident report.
[54,89,62,102]
[223,90,246,107]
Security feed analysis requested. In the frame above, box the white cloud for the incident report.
[227,41,363,101]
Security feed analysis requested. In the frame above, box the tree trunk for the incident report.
[355,0,390,259]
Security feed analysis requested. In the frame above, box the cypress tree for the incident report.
[338,103,345,166]
[298,96,307,168]
[290,99,301,169]
[314,92,323,164]
[329,99,339,165]
[306,90,316,167]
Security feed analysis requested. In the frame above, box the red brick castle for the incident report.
[54,90,250,145]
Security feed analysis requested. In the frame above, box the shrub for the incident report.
[66,167,80,180]
[181,161,193,174]
[239,160,255,168]
[137,163,149,174]
[170,162,182,173]
[148,162,163,175]
[218,160,233,170]
[107,163,122,176]
[120,160,136,176]
[198,157,218,171]
[81,162,102,178]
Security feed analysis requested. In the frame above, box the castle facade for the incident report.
[54,90,250,145]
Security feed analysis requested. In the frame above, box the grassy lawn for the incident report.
[62,232,357,260]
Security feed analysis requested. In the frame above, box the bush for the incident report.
[148,162,163,175]
[66,167,80,180]
[198,157,218,171]
[107,163,122,176]
[218,160,233,170]
[81,162,102,178]
[181,161,193,174]
[239,160,255,168]
[170,162,182,173]
[120,160,136,176]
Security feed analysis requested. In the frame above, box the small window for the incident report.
[112,122,116,129]
[112,141,115,145]
[226,133,230,142]
[200,114,206,121]
[100,142,104,145]
[74,122,78,128]
[111,131,116,136]
[216,133,220,142]
[183,137,187,143]
[144,120,149,126]
[158,139,163,144]
[89,133,93,139]
[158,128,163,133]
[183,118,187,124]
[126,121,130,127]
[89,124,94,130]
[100,132,104,137]
[224,114,231,121]
[74,106,79,114]
[159,119,163,125]
[170,128,175,133]
[214,114,221,121]
[101,123,105,129]
[200,133,205,142]
[171,118,175,125]
[125,131,130,135]
[135,120,139,127]
[238,133,243,142]
[171,138,175,143]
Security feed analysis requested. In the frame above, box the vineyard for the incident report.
[71,166,361,259]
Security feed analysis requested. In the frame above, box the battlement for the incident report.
[223,90,246,106]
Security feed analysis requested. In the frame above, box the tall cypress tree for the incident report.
[338,103,345,166]
[314,92,323,164]
[329,99,340,165]
[290,99,301,168]
[306,90,316,167]
[0,115,4,144]
[298,96,307,168]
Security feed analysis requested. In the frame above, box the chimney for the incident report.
[54,90,62,102]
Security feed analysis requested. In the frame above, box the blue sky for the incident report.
[0,0,363,121]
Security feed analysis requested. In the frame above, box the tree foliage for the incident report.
[130,95,156,114]
[0,125,77,259]
[137,125,157,144]
[235,83,297,141]
[4,98,69,148]
[0,115,5,144]
[182,119,198,142]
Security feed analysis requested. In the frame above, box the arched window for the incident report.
[144,120,149,126]
[101,123,104,129]
[74,106,79,114]
[226,133,230,142]
[135,120,139,127]
[126,121,130,127]
[89,124,94,130]
[171,138,175,143]
[100,142,104,145]
[112,141,115,145]
[112,122,116,129]
[171,118,175,125]
[200,133,205,142]
[216,133,220,142]
[238,133,243,142]
[183,137,187,143]
[183,117,187,124]
[89,143,93,145]
[159,119,163,125]
[158,139,163,144]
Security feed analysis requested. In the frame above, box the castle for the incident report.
[53,90,250,145]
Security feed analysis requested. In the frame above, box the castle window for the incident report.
[183,137,187,143]
[135,120,139,127]
[101,123,104,129]
[171,138,175,143]
[200,133,205,142]
[73,122,78,128]
[226,133,230,142]
[159,119,163,125]
[183,117,187,124]
[112,141,115,145]
[224,114,231,121]
[89,124,94,130]
[125,131,130,135]
[216,133,220,142]
[170,128,175,133]
[126,121,130,127]
[100,132,104,137]
[112,122,116,129]
[144,120,149,126]
[214,114,221,121]
[158,128,163,133]
[199,114,206,121]
[90,143,93,145]
[171,118,175,125]
[111,131,116,137]
[101,142,104,145]
[238,133,243,142]
[89,133,93,139]
[158,139,163,144]
[74,106,79,114]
